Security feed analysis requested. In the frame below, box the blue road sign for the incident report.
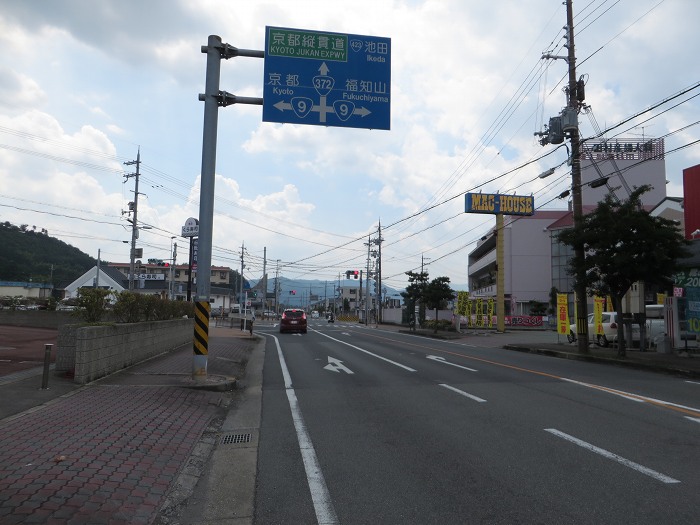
[263,26,391,130]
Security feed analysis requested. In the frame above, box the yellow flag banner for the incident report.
[557,294,569,335]
[457,291,470,316]
[594,296,605,335]
[476,298,484,327]
[487,298,494,328]
[656,293,666,305]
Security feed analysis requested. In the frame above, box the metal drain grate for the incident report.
[220,433,252,445]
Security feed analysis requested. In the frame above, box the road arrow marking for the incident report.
[324,356,354,374]
[427,355,477,372]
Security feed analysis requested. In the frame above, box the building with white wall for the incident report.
[467,137,672,316]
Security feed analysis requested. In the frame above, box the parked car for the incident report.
[311,311,319,319]
[280,309,307,334]
[567,312,640,347]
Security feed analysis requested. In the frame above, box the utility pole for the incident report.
[274,261,280,314]
[377,220,384,324]
[365,235,371,324]
[95,249,100,288]
[170,238,177,300]
[239,242,245,307]
[359,269,363,317]
[565,0,589,354]
[263,247,267,311]
[124,149,141,291]
[536,0,588,353]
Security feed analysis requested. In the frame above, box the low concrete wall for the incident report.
[57,319,194,384]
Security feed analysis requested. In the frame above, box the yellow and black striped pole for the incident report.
[193,300,210,378]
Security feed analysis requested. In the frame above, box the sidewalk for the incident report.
[0,325,261,525]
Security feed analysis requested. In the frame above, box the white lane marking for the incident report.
[324,356,354,374]
[684,416,700,424]
[269,334,339,524]
[439,384,487,403]
[427,354,478,372]
[685,380,700,385]
[314,330,416,372]
[544,428,681,484]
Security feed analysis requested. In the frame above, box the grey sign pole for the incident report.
[194,36,264,379]
[192,35,224,379]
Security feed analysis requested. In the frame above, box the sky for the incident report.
[1,0,699,292]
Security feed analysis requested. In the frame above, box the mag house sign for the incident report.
[465,193,535,216]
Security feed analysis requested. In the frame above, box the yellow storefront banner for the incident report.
[557,294,569,335]
[594,296,605,335]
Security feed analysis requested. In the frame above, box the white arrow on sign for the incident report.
[426,355,477,372]
[324,356,354,374]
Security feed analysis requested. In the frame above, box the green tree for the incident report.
[528,300,548,316]
[401,270,428,330]
[548,287,559,317]
[77,288,111,323]
[557,185,690,356]
[423,276,454,333]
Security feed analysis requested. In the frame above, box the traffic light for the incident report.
[289,290,296,295]
[345,270,360,280]
[373,281,378,294]
[252,291,258,298]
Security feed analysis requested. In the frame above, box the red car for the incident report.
[280,309,307,334]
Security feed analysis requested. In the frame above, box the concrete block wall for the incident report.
[57,319,193,384]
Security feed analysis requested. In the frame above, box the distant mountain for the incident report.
[0,221,97,288]
[249,276,403,301]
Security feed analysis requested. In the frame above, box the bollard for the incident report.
[41,343,53,390]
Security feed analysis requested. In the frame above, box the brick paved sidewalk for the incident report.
[0,326,258,525]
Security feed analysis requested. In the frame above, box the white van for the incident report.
[568,312,639,347]
[568,309,666,347]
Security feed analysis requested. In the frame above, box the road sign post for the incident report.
[263,26,391,130]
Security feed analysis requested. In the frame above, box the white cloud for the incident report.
[1,0,698,288]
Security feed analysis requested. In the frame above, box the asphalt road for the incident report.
[253,322,700,525]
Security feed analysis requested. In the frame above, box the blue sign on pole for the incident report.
[263,26,391,130]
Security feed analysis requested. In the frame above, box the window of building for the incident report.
[551,235,575,293]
